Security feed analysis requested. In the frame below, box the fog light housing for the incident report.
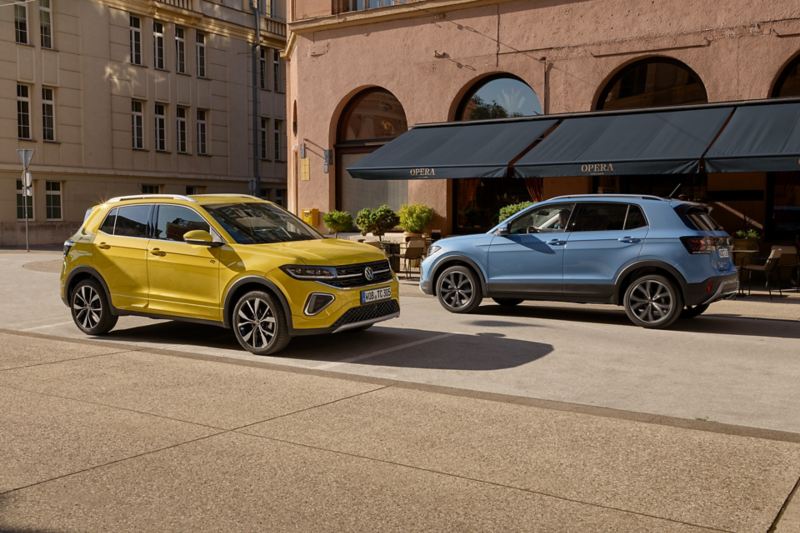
[304,293,335,316]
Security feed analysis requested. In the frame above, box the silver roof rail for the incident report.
[106,194,197,203]
[191,194,264,200]
[549,194,666,201]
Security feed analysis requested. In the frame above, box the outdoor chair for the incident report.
[399,239,425,279]
[771,245,799,289]
[742,249,782,300]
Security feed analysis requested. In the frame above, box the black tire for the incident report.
[436,265,482,314]
[623,274,683,329]
[70,278,118,335]
[493,298,523,307]
[681,303,710,319]
[232,290,291,355]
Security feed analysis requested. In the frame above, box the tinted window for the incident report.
[155,205,210,241]
[508,204,574,234]
[570,203,628,232]
[676,205,723,231]
[114,205,151,238]
[99,208,117,234]
[204,202,320,244]
[624,205,648,229]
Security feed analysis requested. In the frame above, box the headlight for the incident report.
[281,265,336,280]
[428,245,442,256]
[63,239,74,257]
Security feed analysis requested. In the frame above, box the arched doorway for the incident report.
[769,53,800,241]
[336,88,408,215]
[594,57,709,199]
[452,75,542,233]
[773,53,800,97]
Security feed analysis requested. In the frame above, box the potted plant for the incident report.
[733,228,760,250]
[398,204,435,238]
[498,201,535,223]
[355,205,399,241]
[322,210,353,238]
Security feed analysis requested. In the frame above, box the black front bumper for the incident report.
[685,272,739,306]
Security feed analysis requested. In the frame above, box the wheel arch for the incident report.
[614,261,688,305]
[430,256,488,296]
[65,267,118,314]
[222,276,293,330]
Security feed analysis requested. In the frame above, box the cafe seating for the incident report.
[399,239,425,279]
[742,249,782,299]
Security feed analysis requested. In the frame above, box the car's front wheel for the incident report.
[436,265,482,313]
[70,279,118,335]
[623,274,683,329]
[232,290,290,355]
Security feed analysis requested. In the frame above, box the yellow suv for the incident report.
[60,194,399,355]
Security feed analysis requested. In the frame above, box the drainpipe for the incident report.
[251,0,262,196]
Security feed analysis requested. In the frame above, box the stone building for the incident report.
[2,0,287,246]
[285,0,800,239]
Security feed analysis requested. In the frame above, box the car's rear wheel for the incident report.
[681,303,710,319]
[70,279,118,335]
[436,265,482,313]
[493,298,523,307]
[623,274,683,329]
[232,290,290,355]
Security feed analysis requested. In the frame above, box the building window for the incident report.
[15,3,28,44]
[45,181,62,220]
[141,184,162,194]
[197,109,208,155]
[42,87,55,141]
[333,0,406,15]
[153,21,165,70]
[272,48,283,92]
[129,15,142,65]
[131,99,144,149]
[40,0,53,49]
[17,84,31,139]
[259,48,268,90]
[175,26,186,73]
[176,106,188,153]
[273,119,284,161]
[16,179,34,220]
[196,31,206,77]
[274,188,286,207]
[154,103,166,151]
[260,117,268,160]
[185,185,206,195]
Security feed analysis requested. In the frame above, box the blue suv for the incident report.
[420,195,738,328]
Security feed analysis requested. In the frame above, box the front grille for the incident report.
[332,299,400,329]
[324,260,393,288]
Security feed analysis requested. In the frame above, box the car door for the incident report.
[92,204,152,310]
[563,202,648,301]
[146,204,221,321]
[487,203,575,297]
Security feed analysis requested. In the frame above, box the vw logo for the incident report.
[364,266,374,281]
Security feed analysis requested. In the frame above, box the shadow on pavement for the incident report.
[105,321,553,371]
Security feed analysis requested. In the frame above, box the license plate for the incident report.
[361,286,392,304]
[718,248,730,258]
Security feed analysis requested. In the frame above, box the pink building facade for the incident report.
[285,0,800,238]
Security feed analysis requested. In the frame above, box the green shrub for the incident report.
[322,210,353,236]
[355,205,399,240]
[735,229,760,240]
[499,201,535,223]
[398,204,435,234]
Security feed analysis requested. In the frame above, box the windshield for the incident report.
[204,202,321,244]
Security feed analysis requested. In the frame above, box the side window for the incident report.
[99,208,118,234]
[115,205,152,238]
[154,205,210,242]
[624,205,648,230]
[570,203,628,232]
[508,204,574,234]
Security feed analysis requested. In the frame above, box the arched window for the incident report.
[773,53,800,97]
[453,75,542,233]
[596,58,708,111]
[336,88,408,214]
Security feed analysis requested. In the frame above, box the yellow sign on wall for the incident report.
[300,158,310,181]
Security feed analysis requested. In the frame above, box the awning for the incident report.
[705,101,800,173]
[514,107,734,177]
[347,118,558,180]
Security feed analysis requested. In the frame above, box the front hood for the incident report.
[242,238,387,265]
[437,233,493,248]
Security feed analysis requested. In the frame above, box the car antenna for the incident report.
[668,183,682,198]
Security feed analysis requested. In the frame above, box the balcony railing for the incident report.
[333,0,414,15]
[157,0,193,9]
[266,18,287,37]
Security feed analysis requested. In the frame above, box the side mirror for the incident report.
[183,229,222,247]
[496,224,510,236]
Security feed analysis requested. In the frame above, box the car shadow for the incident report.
[105,321,553,371]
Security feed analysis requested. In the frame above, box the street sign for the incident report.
[23,171,32,188]
[17,149,33,170]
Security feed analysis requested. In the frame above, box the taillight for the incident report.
[680,236,727,254]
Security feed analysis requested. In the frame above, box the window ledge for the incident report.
[132,147,149,152]
[16,42,34,47]
[43,139,60,144]
[176,71,191,77]
[130,62,148,69]
[154,67,170,73]
[18,137,36,142]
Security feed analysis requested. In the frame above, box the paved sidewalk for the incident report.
[1,330,798,532]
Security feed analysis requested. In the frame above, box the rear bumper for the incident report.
[685,272,739,306]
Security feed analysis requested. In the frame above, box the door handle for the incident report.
[547,239,567,246]
[618,237,641,244]
[97,242,111,249]
[150,248,166,257]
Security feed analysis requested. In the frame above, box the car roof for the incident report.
[101,194,269,207]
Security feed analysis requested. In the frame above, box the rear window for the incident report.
[99,208,118,234]
[676,205,723,231]
[570,203,628,232]
[114,205,152,238]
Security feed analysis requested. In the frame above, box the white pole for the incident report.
[23,171,29,252]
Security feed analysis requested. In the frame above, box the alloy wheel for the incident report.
[73,285,102,330]
[628,279,674,325]
[235,296,277,351]
[440,270,474,310]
